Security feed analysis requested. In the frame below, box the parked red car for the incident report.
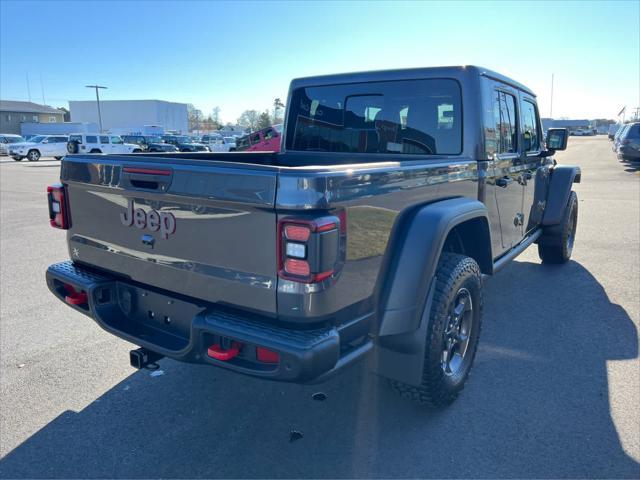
[236,125,282,152]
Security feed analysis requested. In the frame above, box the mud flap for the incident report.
[372,282,435,386]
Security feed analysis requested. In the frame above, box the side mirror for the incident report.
[546,128,568,151]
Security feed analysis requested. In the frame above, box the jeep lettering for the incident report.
[120,199,176,239]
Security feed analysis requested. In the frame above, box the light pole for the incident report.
[85,85,107,132]
[549,73,554,118]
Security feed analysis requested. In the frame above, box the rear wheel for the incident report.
[389,253,483,407]
[67,141,79,154]
[538,191,578,264]
[27,149,40,162]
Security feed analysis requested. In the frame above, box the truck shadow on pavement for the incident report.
[1,260,638,479]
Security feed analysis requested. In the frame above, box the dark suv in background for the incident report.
[121,135,179,153]
[616,122,640,161]
[161,135,209,152]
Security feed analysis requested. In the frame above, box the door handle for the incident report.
[496,177,513,188]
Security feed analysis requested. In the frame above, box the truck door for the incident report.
[519,96,546,233]
[492,89,526,250]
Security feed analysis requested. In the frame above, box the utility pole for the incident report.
[85,85,107,132]
[40,73,46,105]
[26,73,31,102]
[549,73,554,118]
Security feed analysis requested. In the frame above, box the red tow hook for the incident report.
[63,284,88,306]
[207,341,242,361]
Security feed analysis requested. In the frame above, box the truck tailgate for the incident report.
[61,155,279,315]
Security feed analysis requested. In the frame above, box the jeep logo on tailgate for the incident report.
[120,199,176,239]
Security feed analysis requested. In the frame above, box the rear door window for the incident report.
[264,128,276,140]
[99,135,110,144]
[85,135,98,144]
[493,91,518,154]
[250,133,261,145]
[286,78,462,155]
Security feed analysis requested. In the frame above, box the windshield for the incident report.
[27,136,46,143]
[6,136,24,143]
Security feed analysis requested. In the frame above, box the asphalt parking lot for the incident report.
[0,137,638,478]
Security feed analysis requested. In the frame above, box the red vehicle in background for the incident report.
[236,124,282,152]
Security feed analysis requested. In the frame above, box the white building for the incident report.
[69,99,188,134]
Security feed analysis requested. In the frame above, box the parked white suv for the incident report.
[9,135,69,161]
[67,134,142,155]
[201,135,237,152]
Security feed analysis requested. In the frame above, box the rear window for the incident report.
[69,135,82,143]
[286,78,462,155]
[624,124,640,138]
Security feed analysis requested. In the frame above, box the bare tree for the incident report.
[237,110,261,131]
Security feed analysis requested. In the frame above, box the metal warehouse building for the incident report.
[69,99,188,134]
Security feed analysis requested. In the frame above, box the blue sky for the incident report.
[1,0,638,123]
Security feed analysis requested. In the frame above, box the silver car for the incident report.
[0,134,25,155]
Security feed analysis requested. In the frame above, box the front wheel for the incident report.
[389,253,483,407]
[538,191,578,264]
[27,150,40,162]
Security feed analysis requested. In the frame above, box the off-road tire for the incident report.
[27,149,40,162]
[67,141,79,154]
[538,191,578,264]
[389,253,483,407]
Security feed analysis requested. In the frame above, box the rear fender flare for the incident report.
[542,165,581,226]
[377,197,491,337]
[372,197,491,386]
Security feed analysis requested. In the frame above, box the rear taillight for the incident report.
[278,215,342,283]
[47,184,70,229]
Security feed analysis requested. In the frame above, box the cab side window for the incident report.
[250,133,261,145]
[521,100,540,152]
[493,91,518,154]
[100,135,110,144]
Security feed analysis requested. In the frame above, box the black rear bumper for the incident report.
[46,261,372,382]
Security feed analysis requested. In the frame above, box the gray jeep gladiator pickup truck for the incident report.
[46,66,579,406]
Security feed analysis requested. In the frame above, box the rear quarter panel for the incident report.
[275,158,479,322]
